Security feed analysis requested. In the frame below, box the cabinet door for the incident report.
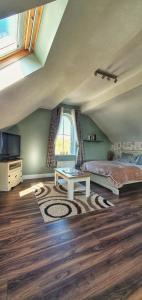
[8,169,22,188]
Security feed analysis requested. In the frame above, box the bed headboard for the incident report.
[112,142,142,157]
[122,150,142,155]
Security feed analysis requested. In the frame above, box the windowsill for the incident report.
[56,154,76,156]
[55,154,76,161]
[0,49,30,70]
[0,52,42,91]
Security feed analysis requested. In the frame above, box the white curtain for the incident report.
[71,109,79,163]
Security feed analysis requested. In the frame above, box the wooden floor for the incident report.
[0,179,142,300]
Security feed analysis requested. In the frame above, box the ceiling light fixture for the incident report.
[94,69,118,83]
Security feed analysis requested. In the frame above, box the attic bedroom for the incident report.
[0,0,142,299]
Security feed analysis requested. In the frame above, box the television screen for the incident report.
[0,132,20,160]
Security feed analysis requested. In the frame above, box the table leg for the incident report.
[55,171,58,186]
[86,178,90,198]
[68,180,74,200]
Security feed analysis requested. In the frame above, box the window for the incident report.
[0,14,19,57]
[55,113,76,155]
[0,6,43,65]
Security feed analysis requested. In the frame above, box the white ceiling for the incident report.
[0,0,142,141]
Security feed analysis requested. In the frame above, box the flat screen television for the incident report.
[0,132,21,161]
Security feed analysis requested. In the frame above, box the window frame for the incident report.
[55,112,76,156]
[0,6,43,68]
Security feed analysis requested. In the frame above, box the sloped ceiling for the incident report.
[0,0,142,142]
[0,0,54,19]
[89,85,142,142]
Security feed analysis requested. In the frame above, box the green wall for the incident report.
[80,114,111,161]
[7,109,51,175]
[7,108,111,175]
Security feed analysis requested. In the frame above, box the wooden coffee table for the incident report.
[55,168,90,200]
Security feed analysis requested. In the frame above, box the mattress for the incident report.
[82,160,142,188]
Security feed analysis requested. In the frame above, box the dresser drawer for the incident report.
[8,170,22,179]
[8,176,22,188]
[0,159,22,191]
[8,170,22,188]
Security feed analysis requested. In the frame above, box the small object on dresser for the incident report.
[88,135,91,140]
[93,134,96,140]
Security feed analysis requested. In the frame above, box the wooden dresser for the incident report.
[0,160,23,191]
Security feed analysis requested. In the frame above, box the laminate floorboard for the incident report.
[0,179,142,300]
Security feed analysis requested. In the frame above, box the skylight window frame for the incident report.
[0,6,43,68]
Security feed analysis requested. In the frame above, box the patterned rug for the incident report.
[34,181,114,223]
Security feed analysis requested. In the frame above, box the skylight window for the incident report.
[0,0,68,92]
[0,6,43,66]
[0,15,18,57]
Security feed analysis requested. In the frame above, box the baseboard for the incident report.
[23,173,54,180]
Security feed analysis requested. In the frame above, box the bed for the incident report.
[82,153,142,195]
